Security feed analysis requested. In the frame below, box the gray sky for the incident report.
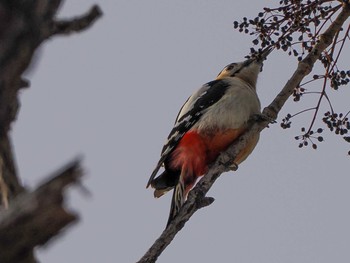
[12,0,350,262]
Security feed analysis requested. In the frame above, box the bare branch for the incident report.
[137,120,259,263]
[46,5,103,38]
[138,3,350,263]
[0,1,102,261]
[0,0,102,201]
[0,159,83,263]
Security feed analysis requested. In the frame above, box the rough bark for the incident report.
[137,2,350,263]
[0,0,101,203]
[0,160,82,263]
[0,1,102,262]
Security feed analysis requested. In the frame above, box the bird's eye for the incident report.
[226,64,236,71]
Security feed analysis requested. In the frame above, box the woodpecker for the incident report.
[147,54,267,227]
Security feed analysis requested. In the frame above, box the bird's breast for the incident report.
[192,83,260,132]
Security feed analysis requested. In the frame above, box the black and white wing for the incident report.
[147,79,230,187]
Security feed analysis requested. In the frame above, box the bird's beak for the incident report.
[256,48,272,72]
[257,47,272,62]
[243,48,272,67]
[242,58,255,67]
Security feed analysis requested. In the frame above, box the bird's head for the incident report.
[216,48,271,88]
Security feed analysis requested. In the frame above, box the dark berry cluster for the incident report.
[292,86,306,102]
[322,111,350,135]
[323,111,350,155]
[233,17,250,34]
[329,70,350,90]
[234,1,350,154]
[233,0,341,60]
[295,127,324,149]
[281,113,292,129]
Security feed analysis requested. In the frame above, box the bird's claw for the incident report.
[252,113,276,125]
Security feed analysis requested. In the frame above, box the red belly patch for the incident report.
[169,131,208,176]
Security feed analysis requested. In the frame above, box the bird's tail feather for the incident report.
[166,175,186,227]
[150,170,179,198]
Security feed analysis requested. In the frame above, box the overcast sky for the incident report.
[12,1,350,262]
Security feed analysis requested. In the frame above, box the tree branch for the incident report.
[0,1,102,262]
[0,1,101,202]
[265,1,350,118]
[46,5,103,38]
[0,159,83,263]
[137,2,350,263]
